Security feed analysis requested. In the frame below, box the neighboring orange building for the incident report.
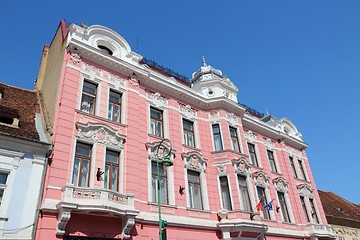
[34,20,334,240]
[318,190,360,240]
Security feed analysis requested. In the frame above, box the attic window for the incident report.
[0,116,13,125]
[98,45,113,55]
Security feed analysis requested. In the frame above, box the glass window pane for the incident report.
[108,103,113,120]
[83,81,97,94]
[0,189,4,205]
[111,166,118,191]
[110,91,121,102]
[156,121,163,137]
[214,135,223,151]
[114,105,120,122]
[220,176,232,210]
[151,176,157,202]
[80,160,89,187]
[81,94,95,114]
[106,151,119,164]
[72,158,80,185]
[0,173,8,185]
[104,165,110,189]
[76,143,91,156]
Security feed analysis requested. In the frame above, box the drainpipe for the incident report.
[31,144,53,240]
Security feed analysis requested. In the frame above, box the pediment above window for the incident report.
[75,122,126,149]
[245,130,256,143]
[273,177,289,192]
[146,91,168,109]
[263,138,275,151]
[232,157,251,176]
[253,171,269,188]
[146,140,175,162]
[297,184,314,198]
[182,151,207,172]
[179,104,197,120]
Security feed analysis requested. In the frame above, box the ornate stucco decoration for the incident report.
[286,145,302,159]
[263,138,275,151]
[82,63,103,78]
[226,113,238,126]
[89,34,122,58]
[179,104,197,120]
[129,73,139,87]
[146,91,168,109]
[217,208,229,221]
[273,177,289,193]
[182,151,207,172]
[253,171,270,188]
[232,157,251,176]
[245,130,256,143]
[76,122,126,149]
[297,184,314,198]
[69,49,81,64]
[146,141,175,162]
[122,216,136,239]
[56,208,72,236]
[209,110,220,123]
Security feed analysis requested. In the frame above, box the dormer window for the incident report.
[0,116,14,125]
[98,45,113,55]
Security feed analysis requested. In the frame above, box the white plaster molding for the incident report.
[209,110,220,123]
[122,215,136,239]
[253,171,270,188]
[216,163,227,176]
[297,184,314,198]
[273,177,289,193]
[263,138,275,151]
[56,208,72,236]
[69,49,81,64]
[75,122,126,149]
[226,113,238,126]
[129,74,139,86]
[182,151,207,172]
[179,104,197,120]
[232,157,251,176]
[244,130,256,143]
[146,91,168,109]
[217,208,229,221]
[146,141,175,162]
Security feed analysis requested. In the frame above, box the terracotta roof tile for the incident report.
[318,190,360,228]
[0,83,40,141]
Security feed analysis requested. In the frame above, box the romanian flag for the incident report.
[256,201,263,211]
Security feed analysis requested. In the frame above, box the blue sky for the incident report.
[1,1,359,203]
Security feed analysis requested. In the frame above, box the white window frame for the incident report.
[267,150,280,174]
[182,152,208,210]
[103,146,124,193]
[229,126,243,153]
[253,171,275,220]
[181,118,199,149]
[148,106,166,138]
[107,88,124,124]
[247,142,262,168]
[216,165,234,211]
[146,141,175,205]
[212,123,224,152]
[70,140,95,187]
[78,78,101,116]
[296,158,309,181]
[274,177,295,223]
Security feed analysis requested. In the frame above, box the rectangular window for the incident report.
[300,196,310,222]
[238,175,251,211]
[188,170,202,209]
[150,107,163,138]
[289,156,298,178]
[309,198,319,223]
[267,150,277,173]
[229,127,240,153]
[108,90,121,123]
[298,159,307,181]
[72,143,91,187]
[183,119,195,148]
[212,124,223,151]
[151,162,168,204]
[81,81,97,114]
[277,191,291,223]
[104,150,119,191]
[0,172,8,206]
[257,186,270,220]
[219,176,232,210]
[248,143,258,167]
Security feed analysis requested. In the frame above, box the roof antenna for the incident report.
[136,37,139,52]
[202,53,207,67]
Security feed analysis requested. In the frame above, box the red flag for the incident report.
[257,201,263,211]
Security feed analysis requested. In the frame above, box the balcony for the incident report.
[306,223,335,240]
[56,184,139,239]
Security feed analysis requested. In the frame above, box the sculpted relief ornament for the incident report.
[182,151,207,172]
[226,113,238,126]
[245,130,256,143]
[76,122,126,149]
[263,138,275,151]
[146,91,168,109]
[232,157,251,176]
[69,49,81,64]
[297,184,314,198]
[253,171,269,188]
[273,177,288,192]
[179,104,197,120]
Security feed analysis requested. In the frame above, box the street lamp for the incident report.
[156,138,173,240]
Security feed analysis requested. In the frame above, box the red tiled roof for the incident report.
[0,83,40,141]
[318,190,360,228]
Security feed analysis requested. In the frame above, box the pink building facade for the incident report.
[35,20,334,240]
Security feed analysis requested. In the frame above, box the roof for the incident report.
[318,190,360,229]
[0,82,40,141]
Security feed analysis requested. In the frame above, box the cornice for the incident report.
[243,114,308,150]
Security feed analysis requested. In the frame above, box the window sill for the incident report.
[147,201,177,209]
[148,134,164,140]
[76,110,127,127]
[182,144,201,152]
[186,208,210,213]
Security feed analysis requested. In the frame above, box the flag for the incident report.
[256,201,263,211]
[264,199,274,211]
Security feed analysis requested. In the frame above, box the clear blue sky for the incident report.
[1,1,359,203]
